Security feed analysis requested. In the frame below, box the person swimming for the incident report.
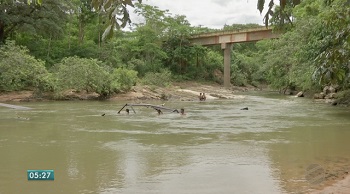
[156,109,163,115]
[180,108,186,115]
[201,93,206,101]
[199,93,206,101]
[126,108,130,114]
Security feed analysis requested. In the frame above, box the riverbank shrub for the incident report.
[110,68,138,93]
[335,89,350,105]
[141,69,172,87]
[53,56,111,96]
[0,41,51,92]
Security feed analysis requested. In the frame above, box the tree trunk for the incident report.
[47,34,52,58]
[283,86,288,94]
[98,15,101,48]
[0,21,5,44]
[79,21,85,44]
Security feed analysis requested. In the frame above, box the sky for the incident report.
[130,0,270,29]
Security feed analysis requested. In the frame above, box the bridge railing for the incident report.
[190,26,273,38]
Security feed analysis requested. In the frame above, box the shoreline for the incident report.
[0,82,344,106]
[0,82,257,103]
[310,174,350,194]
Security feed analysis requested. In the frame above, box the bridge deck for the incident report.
[190,26,278,46]
[188,26,280,88]
[191,26,273,38]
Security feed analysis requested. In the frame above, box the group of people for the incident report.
[154,108,186,115]
[112,92,209,117]
[199,93,206,101]
[124,107,185,115]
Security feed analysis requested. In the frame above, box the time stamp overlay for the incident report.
[27,170,54,181]
[26,165,323,182]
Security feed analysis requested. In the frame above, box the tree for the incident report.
[312,0,350,88]
[160,14,193,74]
[257,0,301,27]
[252,0,349,92]
[251,0,320,92]
[0,0,70,43]
[54,56,111,96]
[110,68,138,92]
[72,0,97,44]
[0,40,51,92]
[223,23,261,31]
[132,4,171,74]
[230,42,260,86]
[91,0,142,40]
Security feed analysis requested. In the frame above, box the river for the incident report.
[0,92,349,194]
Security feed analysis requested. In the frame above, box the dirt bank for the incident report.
[0,82,253,102]
[0,91,35,102]
[310,174,350,194]
[108,81,252,102]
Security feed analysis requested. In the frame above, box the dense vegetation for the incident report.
[0,0,349,101]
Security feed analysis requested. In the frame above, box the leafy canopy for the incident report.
[0,40,50,91]
[91,0,142,40]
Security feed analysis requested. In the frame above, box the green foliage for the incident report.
[110,68,138,92]
[335,89,350,104]
[223,24,262,31]
[91,0,142,40]
[1,1,227,94]
[3,0,349,99]
[247,0,349,92]
[54,56,111,96]
[257,0,301,27]
[312,0,350,89]
[134,25,168,73]
[0,40,51,91]
[141,69,172,87]
[187,48,223,81]
[251,30,318,91]
[27,0,42,5]
[0,0,69,43]
[230,43,260,86]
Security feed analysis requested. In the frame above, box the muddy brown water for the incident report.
[0,92,350,194]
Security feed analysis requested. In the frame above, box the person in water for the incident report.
[201,93,206,101]
[156,109,163,115]
[180,108,186,115]
[125,108,130,114]
[199,93,206,101]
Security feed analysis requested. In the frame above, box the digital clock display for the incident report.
[27,170,54,181]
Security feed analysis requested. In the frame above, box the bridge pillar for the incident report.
[222,43,232,88]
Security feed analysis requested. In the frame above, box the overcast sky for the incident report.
[130,0,270,29]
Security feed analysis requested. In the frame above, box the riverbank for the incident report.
[0,82,255,102]
[0,82,347,106]
[310,174,350,194]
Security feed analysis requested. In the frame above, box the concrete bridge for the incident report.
[190,27,279,88]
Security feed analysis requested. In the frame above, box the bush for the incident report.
[53,56,111,96]
[141,69,172,87]
[335,89,350,105]
[0,40,52,92]
[110,68,138,92]
[231,72,248,86]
